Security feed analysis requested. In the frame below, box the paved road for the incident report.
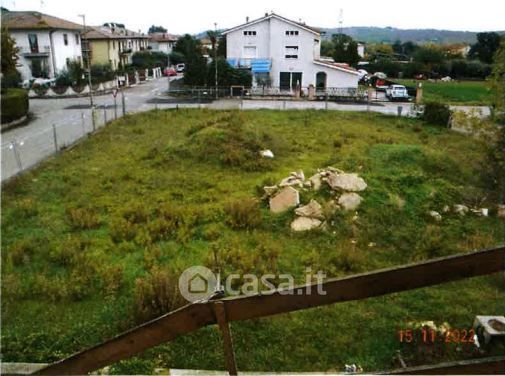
[1,77,176,181]
[1,79,491,182]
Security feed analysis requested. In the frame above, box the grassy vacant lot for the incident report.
[397,80,492,105]
[2,109,504,373]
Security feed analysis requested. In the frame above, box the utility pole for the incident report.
[79,14,95,127]
[167,40,171,93]
[214,22,218,100]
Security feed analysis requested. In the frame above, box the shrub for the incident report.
[66,207,100,230]
[99,264,124,297]
[422,102,451,127]
[225,198,263,230]
[185,112,273,171]
[110,217,137,243]
[134,266,185,322]
[15,198,38,219]
[1,88,28,124]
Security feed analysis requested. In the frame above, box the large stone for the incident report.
[295,199,324,219]
[338,193,363,211]
[327,173,367,192]
[309,173,322,191]
[269,186,300,213]
[429,210,442,221]
[279,176,303,188]
[263,185,278,197]
[497,205,505,218]
[453,204,469,216]
[290,217,322,231]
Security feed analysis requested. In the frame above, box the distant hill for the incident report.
[320,26,505,44]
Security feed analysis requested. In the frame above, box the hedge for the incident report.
[1,88,29,124]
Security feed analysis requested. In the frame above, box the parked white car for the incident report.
[176,63,185,72]
[386,85,409,101]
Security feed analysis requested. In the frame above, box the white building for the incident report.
[148,33,179,55]
[1,10,83,80]
[223,13,359,90]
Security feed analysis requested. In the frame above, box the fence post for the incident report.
[103,105,107,124]
[10,141,23,171]
[114,96,118,120]
[91,107,96,132]
[91,105,96,131]
[52,124,59,152]
[213,302,238,376]
[81,112,86,136]
[121,90,126,116]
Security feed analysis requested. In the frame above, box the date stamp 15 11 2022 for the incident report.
[398,328,476,344]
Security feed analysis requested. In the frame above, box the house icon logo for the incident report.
[189,273,208,294]
[179,266,217,302]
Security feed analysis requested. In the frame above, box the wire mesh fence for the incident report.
[1,105,114,182]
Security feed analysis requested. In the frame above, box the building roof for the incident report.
[313,60,360,75]
[82,26,148,40]
[222,12,321,36]
[149,33,179,42]
[1,10,82,31]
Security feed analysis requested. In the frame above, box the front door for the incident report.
[280,72,303,91]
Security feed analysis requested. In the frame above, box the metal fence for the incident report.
[168,86,368,101]
[1,104,120,182]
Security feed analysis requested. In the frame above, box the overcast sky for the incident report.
[3,0,505,34]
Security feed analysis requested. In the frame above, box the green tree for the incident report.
[331,34,360,66]
[414,46,445,72]
[320,40,334,57]
[148,25,167,34]
[173,34,202,62]
[216,36,226,58]
[206,30,219,56]
[173,34,207,85]
[1,27,21,88]
[469,32,502,64]
[132,51,168,69]
[206,58,252,87]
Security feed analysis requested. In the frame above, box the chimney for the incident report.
[246,16,249,23]
[265,12,268,17]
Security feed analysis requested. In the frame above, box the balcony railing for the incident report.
[19,45,51,56]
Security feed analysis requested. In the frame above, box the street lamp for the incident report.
[78,14,94,110]
[214,22,218,100]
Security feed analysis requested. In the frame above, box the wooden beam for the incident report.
[386,355,505,375]
[36,303,215,375]
[222,246,505,322]
[213,302,238,376]
[34,246,505,375]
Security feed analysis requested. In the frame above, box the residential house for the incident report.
[1,10,83,80]
[99,23,150,66]
[223,13,359,90]
[148,32,178,54]
[81,26,123,70]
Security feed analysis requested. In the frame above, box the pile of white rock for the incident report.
[428,203,505,222]
[264,167,367,231]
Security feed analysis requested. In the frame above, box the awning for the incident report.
[226,58,271,73]
[251,59,271,73]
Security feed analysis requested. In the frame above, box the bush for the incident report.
[422,102,451,126]
[1,88,28,124]
[134,266,185,322]
[225,198,263,230]
[90,64,116,84]
[132,51,167,70]
[66,207,101,230]
[185,112,273,171]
